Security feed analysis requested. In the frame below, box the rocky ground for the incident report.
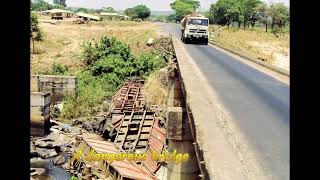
[30,108,107,180]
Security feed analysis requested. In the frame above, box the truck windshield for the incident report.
[187,19,209,26]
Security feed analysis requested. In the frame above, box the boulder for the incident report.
[146,38,154,46]
[46,131,73,147]
[82,117,105,132]
[34,139,55,148]
[52,155,65,165]
[71,119,83,126]
[34,148,57,158]
[30,168,46,176]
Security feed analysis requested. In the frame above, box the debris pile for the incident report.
[73,18,88,24]
[69,79,167,179]
[31,120,82,156]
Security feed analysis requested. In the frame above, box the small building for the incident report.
[41,9,74,19]
[76,12,101,21]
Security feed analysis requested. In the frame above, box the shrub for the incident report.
[52,62,69,75]
[135,52,166,78]
[82,36,131,66]
[60,71,106,119]
[60,36,166,120]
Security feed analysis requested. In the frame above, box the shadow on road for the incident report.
[184,41,207,46]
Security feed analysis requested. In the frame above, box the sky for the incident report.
[44,0,290,11]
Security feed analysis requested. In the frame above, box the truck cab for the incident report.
[181,15,209,45]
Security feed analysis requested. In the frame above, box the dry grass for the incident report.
[31,15,161,75]
[209,25,289,71]
[143,71,167,110]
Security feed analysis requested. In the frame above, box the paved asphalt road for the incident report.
[160,23,289,179]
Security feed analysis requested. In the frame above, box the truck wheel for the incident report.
[204,39,208,45]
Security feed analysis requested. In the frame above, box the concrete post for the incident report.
[31,92,50,136]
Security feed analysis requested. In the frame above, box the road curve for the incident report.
[160,23,289,179]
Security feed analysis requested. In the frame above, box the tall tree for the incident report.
[256,2,269,32]
[206,5,215,24]
[31,12,43,53]
[209,0,240,27]
[124,8,134,17]
[130,5,151,20]
[170,0,200,21]
[207,0,262,29]
[241,0,261,29]
[269,3,289,30]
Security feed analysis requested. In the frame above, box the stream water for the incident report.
[30,153,70,180]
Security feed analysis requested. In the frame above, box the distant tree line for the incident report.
[166,0,289,32]
[31,0,118,14]
[75,7,117,14]
[53,0,66,7]
[31,1,153,21]
[31,0,67,11]
[206,0,289,32]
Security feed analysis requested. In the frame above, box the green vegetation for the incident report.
[170,0,200,21]
[53,0,66,7]
[51,62,69,75]
[70,176,79,180]
[101,7,116,13]
[36,62,70,75]
[60,36,166,120]
[30,12,43,41]
[207,0,289,32]
[31,12,44,54]
[31,0,68,11]
[75,8,89,13]
[74,6,119,14]
[124,5,151,20]
[166,14,178,22]
[31,0,54,11]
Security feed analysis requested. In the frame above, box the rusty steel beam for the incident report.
[112,80,145,112]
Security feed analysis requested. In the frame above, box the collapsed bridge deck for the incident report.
[70,80,167,179]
